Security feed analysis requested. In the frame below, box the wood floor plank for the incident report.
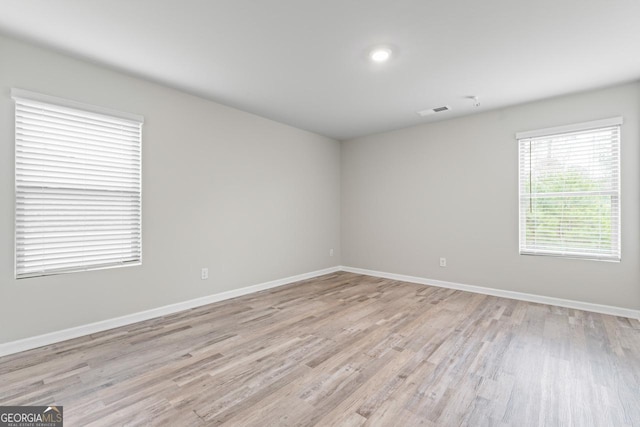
[1,271,639,426]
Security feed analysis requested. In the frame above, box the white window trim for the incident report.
[517,118,622,262]
[13,89,144,279]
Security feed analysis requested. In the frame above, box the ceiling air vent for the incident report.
[417,105,451,117]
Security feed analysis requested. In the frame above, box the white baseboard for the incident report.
[340,266,640,320]
[0,266,341,357]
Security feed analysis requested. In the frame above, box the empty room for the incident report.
[0,1,639,426]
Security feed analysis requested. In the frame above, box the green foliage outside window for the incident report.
[524,168,613,253]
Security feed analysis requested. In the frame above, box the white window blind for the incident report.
[517,117,621,261]
[13,89,143,278]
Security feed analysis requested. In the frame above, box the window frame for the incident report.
[13,89,144,279]
[516,117,622,262]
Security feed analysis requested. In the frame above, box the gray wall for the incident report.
[0,36,341,343]
[342,82,640,310]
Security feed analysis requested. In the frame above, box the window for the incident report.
[517,117,622,261]
[13,89,143,278]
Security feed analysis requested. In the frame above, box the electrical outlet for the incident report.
[201,268,209,280]
[439,258,447,267]
[329,249,334,257]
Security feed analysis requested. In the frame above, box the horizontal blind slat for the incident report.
[17,120,141,146]
[17,247,141,262]
[17,134,141,158]
[16,100,142,128]
[17,158,139,175]
[18,254,141,271]
[17,109,142,137]
[17,148,140,168]
[17,260,141,278]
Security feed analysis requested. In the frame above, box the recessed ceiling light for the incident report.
[370,47,392,63]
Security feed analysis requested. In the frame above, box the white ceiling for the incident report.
[1,0,639,140]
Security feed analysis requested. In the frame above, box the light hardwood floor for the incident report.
[1,272,639,426]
